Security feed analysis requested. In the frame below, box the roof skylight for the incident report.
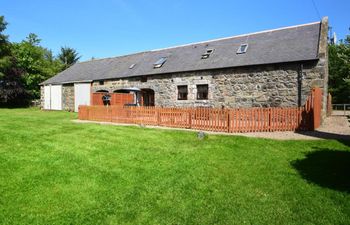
[201,49,214,59]
[153,57,167,68]
[237,44,248,54]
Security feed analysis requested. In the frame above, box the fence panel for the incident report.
[91,93,105,106]
[111,93,134,106]
[91,93,134,106]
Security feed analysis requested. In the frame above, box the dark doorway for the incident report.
[114,89,131,94]
[141,89,155,106]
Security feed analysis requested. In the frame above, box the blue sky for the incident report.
[2,0,349,61]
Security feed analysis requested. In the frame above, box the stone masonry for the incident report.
[62,84,74,111]
[92,60,325,109]
[40,84,75,111]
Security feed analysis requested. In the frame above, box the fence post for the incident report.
[268,108,272,131]
[157,108,160,126]
[227,109,230,132]
[108,106,111,122]
[344,104,346,116]
[326,93,332,117]
[86,106,89,120]
[312,87,322,129]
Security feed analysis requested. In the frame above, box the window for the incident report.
[99,80,104,85]
[197,84,208,100]
[129,63,136,69]
[177,85,188,100]
[237,44,248,54]
[201,48,214,59]
[153,57,167,68]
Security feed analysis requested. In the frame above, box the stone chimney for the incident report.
[318,16,329,121]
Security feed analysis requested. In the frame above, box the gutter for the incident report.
[40,80,93,85]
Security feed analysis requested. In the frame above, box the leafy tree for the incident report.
[26,33,41,46]
[1,15,80,104]
[328,34,350,103]
[0,58,29,106]
[12,34,64,98]
[0,16,30,106]
[58,46,81,68]
[0,16,11,58]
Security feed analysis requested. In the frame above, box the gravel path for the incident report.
[74,115,350,141]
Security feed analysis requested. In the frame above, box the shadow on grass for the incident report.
[295,130,350,147]
[294,115,350,147]
[292,149,350,193]
[0,105,31,109]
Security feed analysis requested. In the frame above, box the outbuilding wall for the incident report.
[62,84,75,111]
[92,60,326,109]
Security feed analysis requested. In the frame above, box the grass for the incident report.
[0,108,349,225]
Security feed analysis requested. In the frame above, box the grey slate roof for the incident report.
[42,21,321,85]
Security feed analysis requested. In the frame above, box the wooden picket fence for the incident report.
[79,88,323,133]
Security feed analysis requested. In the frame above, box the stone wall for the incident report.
[318,17,329,119]
[92,60,325,108]
[62,84,74,111]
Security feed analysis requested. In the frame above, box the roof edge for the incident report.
[41,80,93,85]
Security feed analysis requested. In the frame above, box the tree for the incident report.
[0,16,30,106]
[12,34,64,98]
[26,33,41,46]
[328,33,350,103]
[0,16,11,58]
[0,58,29,106]
[58,46,81,68]
[1,15,79,105]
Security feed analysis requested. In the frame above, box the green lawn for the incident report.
[0,108,349,225]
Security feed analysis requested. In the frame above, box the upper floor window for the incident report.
[99,80,104,85]
[177,85,188,100]
[197,84,208,100]
[201,48,214,59]
[236,44,248,54]
[153,57,167,68]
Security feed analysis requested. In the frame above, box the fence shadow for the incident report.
[291,149,350,193]
[295,130,350,141]
[295,115,350,146]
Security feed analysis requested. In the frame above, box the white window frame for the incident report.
[237,44,249,54]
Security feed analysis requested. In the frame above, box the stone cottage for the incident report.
[41,17,329,116]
